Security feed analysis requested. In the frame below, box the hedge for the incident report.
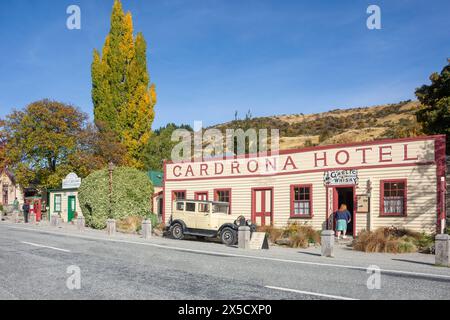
[78,167,154,229]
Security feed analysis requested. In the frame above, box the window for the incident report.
[198,203,210,213]
[214,189,231,214]
[185,202,196,212]
[381,180,406,216]
[54,194,62,212]
[213,204,229,214]
[290,185,313,218]
[172,190,186,201]
[176,202,184,211]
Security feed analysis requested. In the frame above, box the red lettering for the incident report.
[214,162,224,175]
[356,147,372,164]
[185,165,194,177]
[335,150,350,165]
[379,146,392,162]
[247,160,259,173]
[314,152,327,167]
[403,144,418,161]
[173,165,182,177]
[200,163,209,176]
[282,156,298,171]
[265,157,277,172]
[231,161,241,174]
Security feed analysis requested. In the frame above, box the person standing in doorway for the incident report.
[335,204,351,239]
[22,202,30,223]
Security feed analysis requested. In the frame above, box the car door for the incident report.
[183,202,197,229]
[195,202,212,230]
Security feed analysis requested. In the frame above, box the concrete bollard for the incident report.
[142,219,152,239]
[435,234,450,267]
[77,216,85,231]
[106,219,116,236]
[238,226,251,249]
[50,214,59,226]
[321,230,335,257]
[13,211,20,223]
[29,212,36,224]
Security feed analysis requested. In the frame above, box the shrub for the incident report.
[78,166,154,229]
[353,227,432,254]
[258,222,321,248]
[0,204,3,212]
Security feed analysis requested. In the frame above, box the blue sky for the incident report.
[0,0,449,128]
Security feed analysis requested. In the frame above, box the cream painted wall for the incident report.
[164,138,442,233]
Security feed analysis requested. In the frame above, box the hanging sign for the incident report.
[356,194,370,213]
[324,170,359,186]
[62,173,81,189]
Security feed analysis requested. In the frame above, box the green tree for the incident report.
[143,123,192,171]
[416,59,450,152]
[92,0,156,168]
[1,100,89,189]
[1,100,128,190]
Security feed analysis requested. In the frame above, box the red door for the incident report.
[252,188,273,226]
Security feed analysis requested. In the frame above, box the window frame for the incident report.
[54,194,62,213]
[379,179,407,217]
[214,188,232,214]
[290,184,313,219]
[194,191,209,201]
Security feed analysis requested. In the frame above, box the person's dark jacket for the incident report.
[22,203,30,213]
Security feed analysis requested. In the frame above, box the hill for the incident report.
[213,100,423,150]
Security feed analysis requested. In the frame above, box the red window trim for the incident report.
[194,191,209,201]
[290,184,313,219]
[379,179,407,217]
[213,188,232,214]
[171,190,187,202]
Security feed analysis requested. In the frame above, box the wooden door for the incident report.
[252,188,273,226]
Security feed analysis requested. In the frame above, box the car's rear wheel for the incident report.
[170,223,184,240]
[220,227,237,246]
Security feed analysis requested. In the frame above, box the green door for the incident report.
[68,196,76,222]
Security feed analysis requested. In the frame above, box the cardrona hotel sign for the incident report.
[166,140,433,181]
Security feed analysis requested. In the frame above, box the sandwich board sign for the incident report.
[249,232,269,250]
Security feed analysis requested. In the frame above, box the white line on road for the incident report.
[265,285,358,300]
[6,225,450,281]
[21,241,71,253]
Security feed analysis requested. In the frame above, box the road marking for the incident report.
[21,241,70,253]
[5,224,450,281]
[265,285,358,300]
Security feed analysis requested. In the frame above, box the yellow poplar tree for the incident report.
[91,0,156,168]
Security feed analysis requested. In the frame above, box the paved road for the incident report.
[1,223,450,300]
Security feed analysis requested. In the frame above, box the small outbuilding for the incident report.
[47,173,82,222]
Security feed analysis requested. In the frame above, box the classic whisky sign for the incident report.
[323,169,359,185]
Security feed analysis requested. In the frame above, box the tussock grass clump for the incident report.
[353,227,433,254]
[258,222,321,248]
[116,216,143,234]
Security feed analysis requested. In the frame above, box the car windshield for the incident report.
[212,204,229,214]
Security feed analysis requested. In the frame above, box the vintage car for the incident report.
[167,199,256,246]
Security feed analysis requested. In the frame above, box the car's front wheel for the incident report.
[220,227,237,246]
[170,223,184,240]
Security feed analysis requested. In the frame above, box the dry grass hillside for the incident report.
[213,100,423,150]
